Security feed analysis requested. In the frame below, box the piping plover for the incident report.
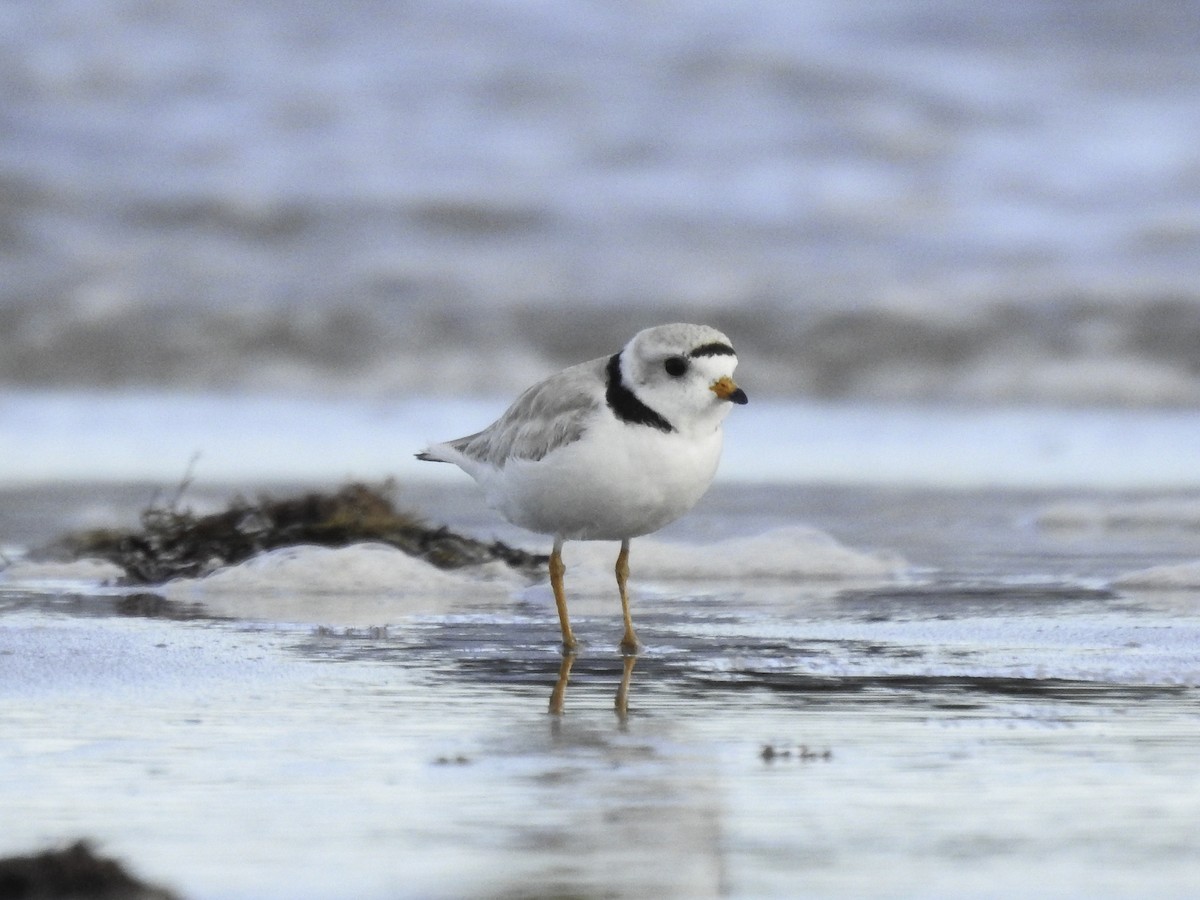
[417,323,747,653]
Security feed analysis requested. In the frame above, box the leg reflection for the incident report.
[546,654,639,717]
[548,652,575,715]
[615,654,637,721]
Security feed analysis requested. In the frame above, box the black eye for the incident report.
[663,356,688,377]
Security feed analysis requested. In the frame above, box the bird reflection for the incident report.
[548,654,638,719]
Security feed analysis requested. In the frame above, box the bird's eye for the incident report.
[663,356,688,377]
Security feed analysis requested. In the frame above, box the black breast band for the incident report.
[606,353,675,433]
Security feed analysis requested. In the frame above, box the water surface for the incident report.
[3,481,1198,898]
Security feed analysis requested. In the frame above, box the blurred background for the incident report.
[2,0,1199,408]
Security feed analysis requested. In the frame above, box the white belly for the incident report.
[478,418,724,541]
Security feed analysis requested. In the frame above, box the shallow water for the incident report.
[2,482,1199,898]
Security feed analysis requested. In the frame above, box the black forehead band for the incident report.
[689,341,736,358]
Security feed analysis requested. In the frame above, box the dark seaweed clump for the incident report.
[0,840,180,899]
[54,482,546,585]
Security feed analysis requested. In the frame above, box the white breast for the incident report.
[476,412,725,541]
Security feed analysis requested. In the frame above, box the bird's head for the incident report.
[619,323,747,433]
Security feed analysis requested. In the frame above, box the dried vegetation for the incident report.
[52,481,545,584]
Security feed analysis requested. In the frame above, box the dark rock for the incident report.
[0,840,179,899]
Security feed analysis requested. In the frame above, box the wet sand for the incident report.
[2,483,1199,898]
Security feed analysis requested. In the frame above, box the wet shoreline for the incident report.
[3,481,1199,897]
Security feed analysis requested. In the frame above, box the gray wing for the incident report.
[448,356,606,467]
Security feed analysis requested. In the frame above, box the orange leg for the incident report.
[616,539,639,655]
[549,538,577,653]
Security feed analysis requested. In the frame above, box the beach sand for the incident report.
[3,480,1199,899]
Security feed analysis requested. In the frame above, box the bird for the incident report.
[416,323,747,654]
